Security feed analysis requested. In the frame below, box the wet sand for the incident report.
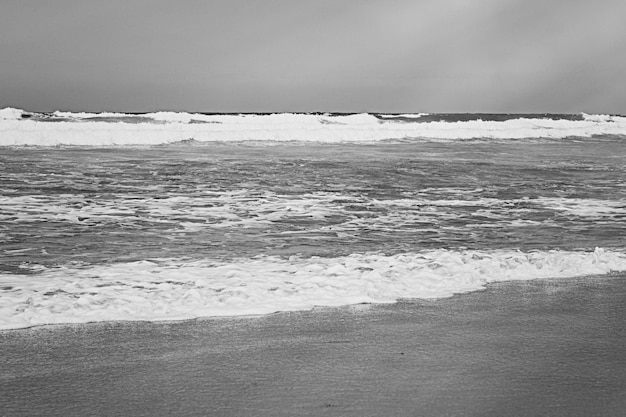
[2,274,626,417]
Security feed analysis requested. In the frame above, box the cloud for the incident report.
[0,0,624,112]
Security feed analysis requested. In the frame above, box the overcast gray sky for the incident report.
[1,0,624,113]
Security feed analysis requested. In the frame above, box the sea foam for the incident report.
[2,248,625,330]
[1,108,626,146]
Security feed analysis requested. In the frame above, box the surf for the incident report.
[2,108,626,146]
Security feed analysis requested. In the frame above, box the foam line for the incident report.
[2,248,625,329]
[2,108,626,145]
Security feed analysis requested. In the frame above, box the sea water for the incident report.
[1,110,626,329]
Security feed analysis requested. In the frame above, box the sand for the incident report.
[2,274,626,417]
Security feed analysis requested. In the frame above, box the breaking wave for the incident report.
[1,108,626,146]
[2,248,626,330]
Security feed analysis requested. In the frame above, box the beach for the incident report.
[2,274,625,416]
[1,113,625,415]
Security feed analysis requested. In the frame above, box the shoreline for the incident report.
[2,274,626,416]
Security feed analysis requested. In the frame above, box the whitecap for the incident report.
[2,248,625,330]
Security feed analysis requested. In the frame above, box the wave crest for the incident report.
[2,109,626,145]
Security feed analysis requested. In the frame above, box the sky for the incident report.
[1,0,625,113]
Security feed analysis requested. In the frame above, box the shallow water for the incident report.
[2,275,625,417]
[1,138,626,328]
[2,140,625,268]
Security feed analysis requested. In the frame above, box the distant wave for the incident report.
[1,107,625,146]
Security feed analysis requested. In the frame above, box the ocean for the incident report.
[1,109,626,329]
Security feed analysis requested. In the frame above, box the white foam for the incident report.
[535,197,626,217]
[0,107,24,120]
[378,113,429,119]
[148,111,196,123]
[2,193,623,237]
[2,109,626,146]
[51,110,131,119]
[582,113,614,122]
[1,248,625,330]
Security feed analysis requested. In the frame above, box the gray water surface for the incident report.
[2,139,625,272]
